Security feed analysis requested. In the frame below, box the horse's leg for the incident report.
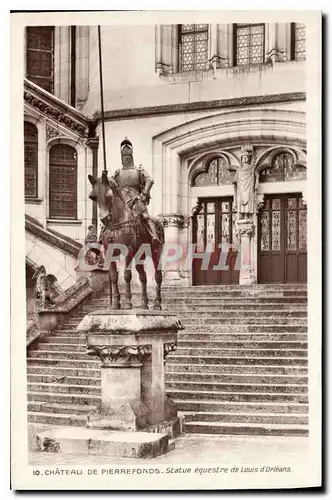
[122,254,133,310]
[109,261,120,310]
[136,263,148,309]
[152,246,163,310]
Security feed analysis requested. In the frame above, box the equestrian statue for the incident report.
[88,138,165,310]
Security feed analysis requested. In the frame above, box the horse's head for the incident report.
[88,172,113,224]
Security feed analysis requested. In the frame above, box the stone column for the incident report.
[236,218,255,285]
[86,137,99,228]
[161,213,186,281]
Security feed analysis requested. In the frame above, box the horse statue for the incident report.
[88,171,165,311]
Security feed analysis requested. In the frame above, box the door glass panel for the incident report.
[221,213,230,243]
[196,214,205,251]
[206,214,215,246]
[221,201,230,212]
[288,198,297,209]
[299,210,307,250]
[271,211,281,251]
[272,198,281,210]
[287,210,297,250]
[206,202,215,213]
[260,211,270,251]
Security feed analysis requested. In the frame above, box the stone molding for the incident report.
[98,92,305,122]
[26,214,82,258]
[87,344,152,365]
[24,79,90,137]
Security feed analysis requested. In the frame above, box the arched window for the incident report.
[49,144,77,219]
[259,152,306,183]
[179,24,209,72]
[24,121,38,198]
[26,26,54,93]
[193,157,234,187]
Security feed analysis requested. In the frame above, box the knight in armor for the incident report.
[111,138,160,243]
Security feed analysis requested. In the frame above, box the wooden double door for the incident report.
[192,198,239,285]
[258,194,307,284]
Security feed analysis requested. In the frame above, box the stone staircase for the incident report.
[27,283,308,436]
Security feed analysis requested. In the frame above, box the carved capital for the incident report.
[236,218,255,238]
[164,342,177,357]
[161,213,186,228]
[87,344,152,365]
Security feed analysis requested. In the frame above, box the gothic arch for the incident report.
[152,107,306,216]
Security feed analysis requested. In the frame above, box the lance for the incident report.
[98,25,108,176]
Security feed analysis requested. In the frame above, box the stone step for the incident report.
[28,350,95,361]
[180,333,308,342]
[27,357,99,369]
[28,382,101,395]
[172,348,308,358]
[40,336,88,345]
[27,401,97,415]
[177,341,307,350]
[27,391,100,405]
[166,355,308,366]
[27,366,101,378]
[28,411,87,427]
[166,389,308,403]
[166,363,308,375]
[27,374,101,386]
[170,310,308,318]
[172,400,308,413]
[35,343,88,353]
[180,325,307,333]
[166,380,308,394]
[184,411,308,425]
[82,301,307,311]
[166,371,308,385]
[181,318,307,326]
[183,421,308,436]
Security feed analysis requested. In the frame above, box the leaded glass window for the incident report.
[292,23,306,61]
[26,26,54,93]
[24,122,38,198]
[179,24,208,72]
[193,157,234,186]
[235,24,265,66]
[49,144,77,219]
[259,152,306,183]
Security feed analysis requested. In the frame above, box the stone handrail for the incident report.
[27,277,93,346]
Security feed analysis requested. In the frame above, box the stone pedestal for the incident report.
[77,310,183,431]
[236,217,255,285]
[36,309,183,459]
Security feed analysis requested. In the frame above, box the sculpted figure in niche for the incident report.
[233,145,256,218]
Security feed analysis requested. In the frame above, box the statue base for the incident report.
[35,309,183,458]
[36,427,171,458]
